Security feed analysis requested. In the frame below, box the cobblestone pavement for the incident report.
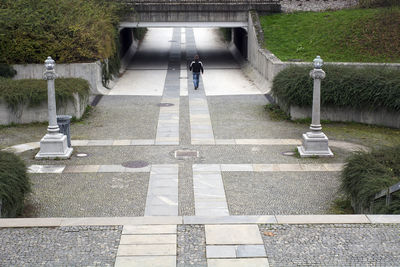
[0,226,122,266]
[259,224,400,267]
[223,171,340,215]
[177,225,207,266]
[72,96,160,140]
[28,172,149,217]
[209,95,307,139]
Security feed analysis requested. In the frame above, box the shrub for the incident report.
[0,151,31,217]
[272,65,400,112]
[133,28,148,42]
[220,28,232,42]
[0,64,16,78]
[341,146,400,214]
[0,78,90,112]
[0,0,125,64]
[265,103,290,121]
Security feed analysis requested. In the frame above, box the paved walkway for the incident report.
[1,216,400,266]
[1,28,399,266]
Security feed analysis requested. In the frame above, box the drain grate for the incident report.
[157,103,174,107]
[122,161,149,168]
[175,150,199,159]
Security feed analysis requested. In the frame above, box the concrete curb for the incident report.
[1,215,400,228]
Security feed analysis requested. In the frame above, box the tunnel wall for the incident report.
[232,28,248,59]
[119,28,134,58]
[119,28,139,73]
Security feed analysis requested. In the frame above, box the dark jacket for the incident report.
[189,60,204,73]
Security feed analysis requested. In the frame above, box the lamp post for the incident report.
[297,56,333,157]
[35,57,73,159]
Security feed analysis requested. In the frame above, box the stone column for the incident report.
[44,57,60,135]
[35,57,73,159]
[297,56,333,157]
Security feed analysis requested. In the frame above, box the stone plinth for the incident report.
[298,132,333,158]
[35,133,73,159]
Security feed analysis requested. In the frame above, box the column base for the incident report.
[35,133,73,159]
[297,132,334,158]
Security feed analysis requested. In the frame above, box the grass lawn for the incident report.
[322,122,400,148]
[260,7,400,63]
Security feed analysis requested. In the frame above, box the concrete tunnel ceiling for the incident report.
[119,22,248,29]
[118,0,281,29]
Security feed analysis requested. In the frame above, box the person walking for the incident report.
[189,55,204,90]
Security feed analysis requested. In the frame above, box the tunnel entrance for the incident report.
[110,27,260,97]
[118,27,249,69]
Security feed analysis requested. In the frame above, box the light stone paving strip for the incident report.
[27,164,65,174]
[186,28,216,145]
[115,224,177,267]
[70,139,301,146]
[155,98,180,145]
[205,225,269,267]
[189,97,215,145]
[145,164,179,216]
[193,164,229,216]
[27,163,345,174]
[180,67,188,97]
[156,28,181,145]
[4,139,364,154]
[27,164,152,174]
[1,215,400,228]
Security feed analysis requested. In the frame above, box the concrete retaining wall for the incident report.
[11,39,138,96]
[247,12,287,83]
[12,62,109,95]
[0,93,88,125]
[281,0,359,12]
[290,105,400,129]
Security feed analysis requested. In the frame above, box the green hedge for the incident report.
[0,78,90,111]
[272,65,400,112]
[0,151,31,217]
[341,146,400,214]
[0,0,124,64]
[133,28,148,42]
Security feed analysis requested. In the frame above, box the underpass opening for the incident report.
[117,26,249,73]
[112,27,264,97]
